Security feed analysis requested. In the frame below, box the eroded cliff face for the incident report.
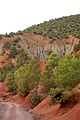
[0,33,80,54]
[0,33,80,68]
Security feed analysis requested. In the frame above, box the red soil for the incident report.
[53,104,80,120]
[30,96,61,120]
[0,82,8,102]
[39,61,46,72]
[30,94,80,120]
[0,53,10,68]
[10,94,24,104]
[30,96,51,114]
[0,82,80,120]
[0,82,8,93]
[21,95,31,109]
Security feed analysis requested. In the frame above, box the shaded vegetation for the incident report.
[29,93,42,106]
[41,53,59,93]
[49,88,71,104]
[74,44,80,52]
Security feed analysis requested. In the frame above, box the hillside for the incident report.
[26,14,80,39]
[0,14,80,120]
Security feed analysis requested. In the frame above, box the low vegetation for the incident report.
[2,49,80,104]
[0,14,80,106]
[29,93,42,106]
[53,55,80,88]
[49,88,71,104]
[49,55,80,104]
[41,53,59,93]
[26,14,80,39]
[5,58,40,97]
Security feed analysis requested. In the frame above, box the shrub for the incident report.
[2,41,11,49]
[14,64,30,97]
[41,53,59,93]
[16,48,29,67]
[14,37,21,43]
[16,79,29,97]
[5,72,16,92]
[29,94,42,106]
[9,46,17,58]
[9,32,15,36]
[74,44,80,52]
[0,61,14,82]
[53,55,80,88]
[49,55,80,104]
[14,58,40,96]
[0,69,5,82]
[28,58,40,89]
[49,88,71,104]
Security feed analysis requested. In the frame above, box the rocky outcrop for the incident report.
[0,33,80,59]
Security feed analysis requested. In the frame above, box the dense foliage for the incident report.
[49,88,71,104]
[14,59,40,96]
[5,72,16,92]
[41,53,59,93]
[26,14,80,39]
[53,55,80,88]
[2,41,18,58]
[1,14,80,105]
[0,61,14,82]
[16,48,29,67]
[49,55,80,104]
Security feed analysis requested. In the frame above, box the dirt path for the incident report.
[0,102,34,120]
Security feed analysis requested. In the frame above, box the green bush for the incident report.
[0,61,14,82]
[49,55,80,104]
[14,58,40,96]
[74,44,80,52]
[16,48,29,67]
[49,88,71,104]
[14,37,21,43]
[16,79,29,97]
[14,64,30,96]
[2,41,11,49]
[0,69,5,82]
[53,55,80,88]
[9,46,17,58]
[2,41,17,58]
[41,53,59,93]
[29,94,42,106]
[9,32,15,37]
[5,72,16,92]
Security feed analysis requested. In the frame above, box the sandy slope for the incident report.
[0,102,34,120]
[53,104,80,120]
